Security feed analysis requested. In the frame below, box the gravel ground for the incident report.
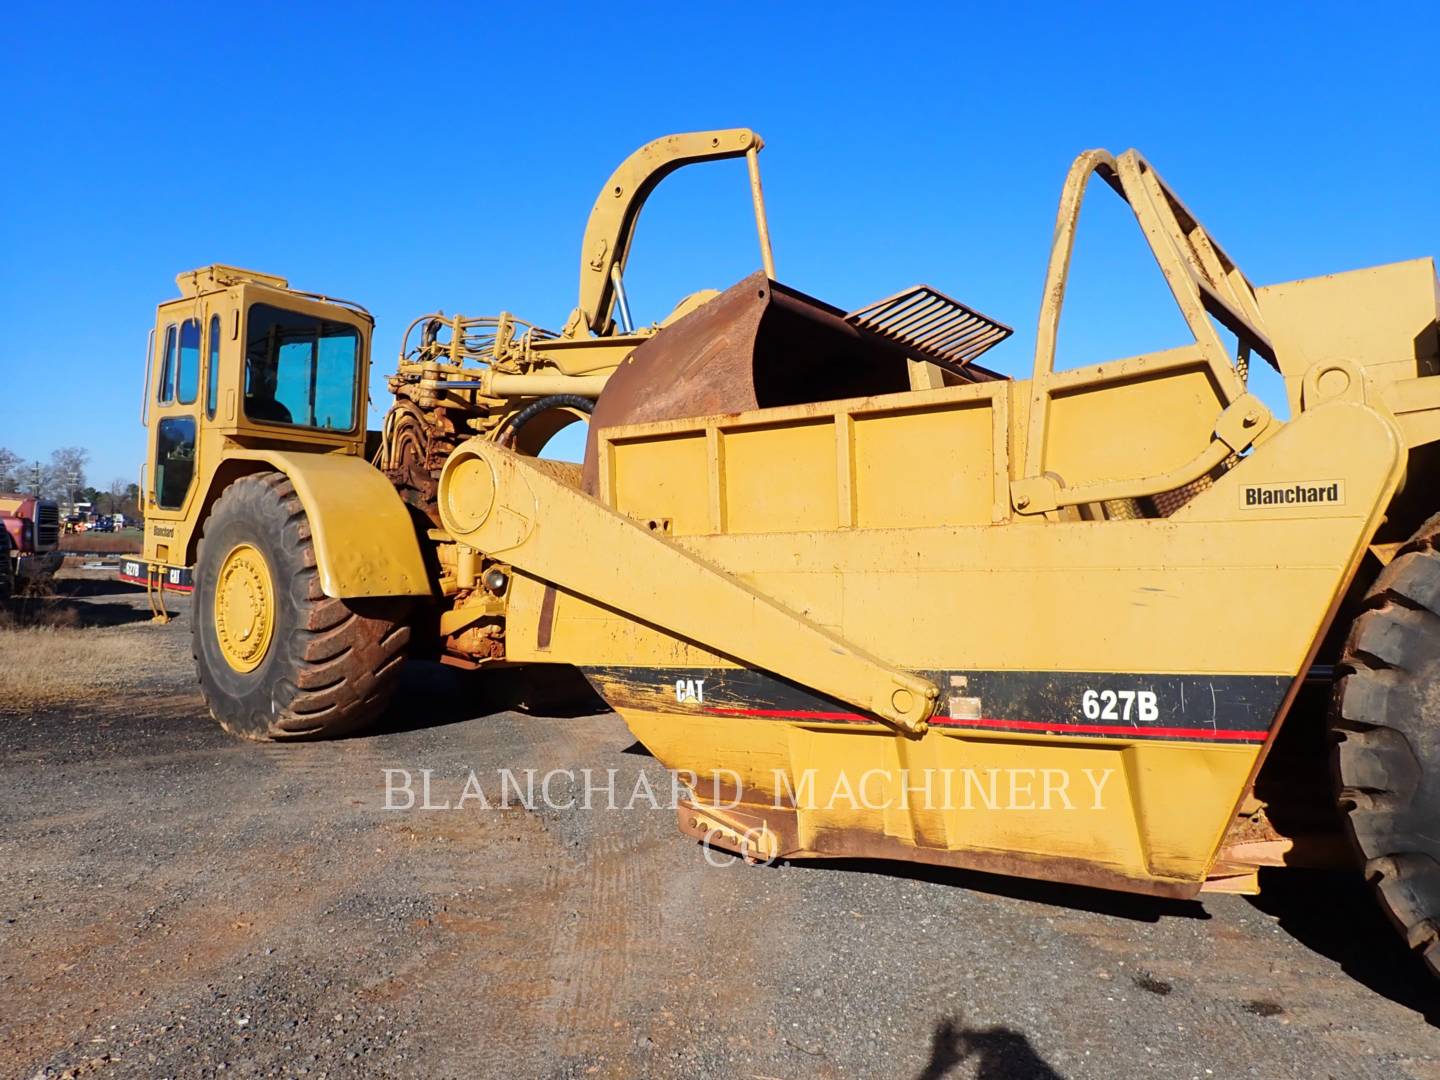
[1,573,1437,1079]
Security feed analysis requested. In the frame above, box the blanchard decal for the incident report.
[1241,480,1344,509]
[583,665,1291,743]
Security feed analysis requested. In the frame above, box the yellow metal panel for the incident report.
[225,450,430,598]
[1380,375,1440,449]
[524,395,1403,890]
[548,399,1401,678]
[599,381,1013,534]
[609,432,711,535]
[853,402,994,528]
[524,518,1362,675]
[782,728,1150,866]
[615,707,1251,888]
[1043,357,1225,486]
[1123,741,1258,877]
[721,420,837,533]
[1257,257,1439,380]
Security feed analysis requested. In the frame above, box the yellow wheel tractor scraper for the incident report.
[135,129,1440,978]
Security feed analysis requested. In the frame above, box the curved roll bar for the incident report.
[1032,148,1277,383]
[568,128,775,339]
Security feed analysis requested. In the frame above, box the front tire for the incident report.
[193,472,410,740]
[1332,513,1440,977]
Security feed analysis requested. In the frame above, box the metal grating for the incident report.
[846,284,1012,370]
[35,502,59,548]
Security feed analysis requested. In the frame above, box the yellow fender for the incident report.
[224,450,430,598]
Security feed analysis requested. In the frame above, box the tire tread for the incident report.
[193,472,410,741]
[1334,513,1440,978]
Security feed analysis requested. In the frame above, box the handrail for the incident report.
[140,327,155,427]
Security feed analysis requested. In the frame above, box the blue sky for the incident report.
[3,2,1437,484]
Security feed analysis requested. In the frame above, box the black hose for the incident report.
[498,394,595,447]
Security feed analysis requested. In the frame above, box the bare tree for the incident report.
[106,477,129,514]
[0,447,97,502]
[46,446,90,508]
[0,447,20,493]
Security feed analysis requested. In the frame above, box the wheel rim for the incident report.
[213,543,275,673]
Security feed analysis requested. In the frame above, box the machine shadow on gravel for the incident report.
[915,1014,1063,1080]
[53,577,145,598]
[362,661,611,738]
[2,596,151,629]
[778,857,1211,924]
[1249,868,1440,1024]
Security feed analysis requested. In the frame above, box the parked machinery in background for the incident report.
[0,492,62,590]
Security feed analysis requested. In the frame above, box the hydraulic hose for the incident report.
[497,394,595,448]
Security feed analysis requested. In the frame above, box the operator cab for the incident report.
[141,265,372,568]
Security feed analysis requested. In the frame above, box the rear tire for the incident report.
[193,472,410,740]
[1333,513,1440,977]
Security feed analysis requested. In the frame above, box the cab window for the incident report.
[243,303,359,430]
[176,319,201,404]
[157,324,177,403]
[206,315,221,419]
[155,416,196,509]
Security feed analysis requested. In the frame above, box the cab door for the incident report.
[144,303,212,562]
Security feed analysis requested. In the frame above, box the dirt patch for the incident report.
[0,623,151,708]
[1131,970,1174,996]
[0,573,165,709]
[0,603,80,630]
[1244,999,1286,1017]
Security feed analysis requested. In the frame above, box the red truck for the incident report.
[0,492,62,599]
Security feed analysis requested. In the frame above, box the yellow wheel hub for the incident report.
[213,543,275,673]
